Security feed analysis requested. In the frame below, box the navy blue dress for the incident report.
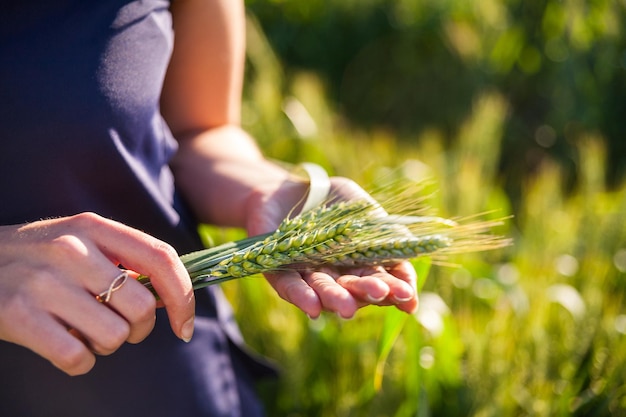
[0,1,274,415]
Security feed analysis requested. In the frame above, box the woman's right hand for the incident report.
[0,212,195,376]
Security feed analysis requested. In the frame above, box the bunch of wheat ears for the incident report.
[139,184,510,295]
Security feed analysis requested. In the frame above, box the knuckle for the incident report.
[97,323,130,353]
[52,341,92,375]
[63,212,109,240]
[69,211,104,227]
[49,234,89,260]
[150,240,179,262]
[109,321,131,345]
[280,279,304,304]
[130,293,157,324]
[147,241,187,281]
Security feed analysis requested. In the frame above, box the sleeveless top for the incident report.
[0,1,273,416]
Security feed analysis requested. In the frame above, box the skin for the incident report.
[0,214,194,376]
[163,0,418,319]
[0,0,417,376]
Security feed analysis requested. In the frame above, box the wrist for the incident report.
[244,162,331,236]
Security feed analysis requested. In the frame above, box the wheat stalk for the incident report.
[138,194,510,295]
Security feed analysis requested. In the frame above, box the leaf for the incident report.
[413,257,432,291]
[374,307,409,391]
[373,258,430,392]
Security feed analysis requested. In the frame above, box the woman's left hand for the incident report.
[245,176,419,319]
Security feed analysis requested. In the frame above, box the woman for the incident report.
[0,0,418,415]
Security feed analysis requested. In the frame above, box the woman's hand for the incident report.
[245,176,419,319]
[170,125,418,319]
[0,213,195,376]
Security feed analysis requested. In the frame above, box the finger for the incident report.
[332,264,419,314]
[385,262,418,287]
[303,268,359,318]
[115,245,193,342]
[331,265,414,302]
[394,296,419,314]
[40,281,133,356]
[1,256,133,358]
[337,272,418,314]
[7,308,96,376]
[264,270,322,318]
[381,263,419,313]
[93,274,157,344]
[375,271,415,304]
[42,238,158,345]
[334,273,391,304]
[73,213,195,342]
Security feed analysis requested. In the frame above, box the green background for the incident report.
[207,1,626,415]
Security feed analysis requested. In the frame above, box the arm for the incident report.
[161,0,294,228]
[162,0,418,318]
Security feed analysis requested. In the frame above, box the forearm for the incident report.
[162,0,295,227]
[170,125,305,228]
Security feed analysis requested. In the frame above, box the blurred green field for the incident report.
[207,2,626,416]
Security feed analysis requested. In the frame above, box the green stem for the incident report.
[138,232,273,297]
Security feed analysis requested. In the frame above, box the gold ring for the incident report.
[96,271,128,303]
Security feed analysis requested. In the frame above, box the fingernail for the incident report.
[366,294,387,303]
[393,285,415,303]
[394,295,414,303]
[181,316,195,343]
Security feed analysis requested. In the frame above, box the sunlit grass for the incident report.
[199,13,626,417]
